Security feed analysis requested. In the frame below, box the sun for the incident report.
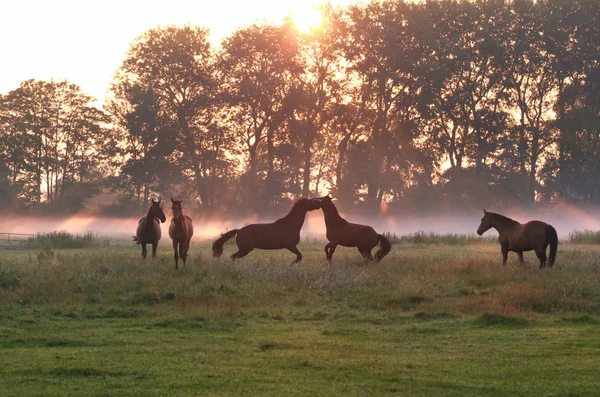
[289,5,323,33]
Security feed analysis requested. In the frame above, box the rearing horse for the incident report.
[476,210,558,268]
[318,194,391,263]
[133,198,167,258]
[212,198,322,263]
[169,198,194,270]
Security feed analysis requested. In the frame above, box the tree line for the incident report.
[1,0,600,216]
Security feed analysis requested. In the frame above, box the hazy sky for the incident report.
[1,0,353,104]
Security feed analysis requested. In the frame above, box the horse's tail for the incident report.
[132,236,140,245]
[375,234,392,262]
[547,225,558,267]
[212,229,239,257]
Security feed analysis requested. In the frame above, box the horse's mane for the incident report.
[282,198,309,217]
[322,199,347,225]
[489,212,520,227]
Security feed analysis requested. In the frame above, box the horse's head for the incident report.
[171,198,183,220]
[297,197,322,211]
[317,193,334,210]
[477,210,492,235]
[150,198,167,223]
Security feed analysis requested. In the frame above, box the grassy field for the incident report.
[1,239,600,396]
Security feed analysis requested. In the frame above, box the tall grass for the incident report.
[568,230,600,244]
[383,231,497,245]
[24,230,108,249]
[2,243,600,315]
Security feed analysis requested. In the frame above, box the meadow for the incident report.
[1,236,600,396]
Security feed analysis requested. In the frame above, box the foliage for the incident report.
[2,0,600,214]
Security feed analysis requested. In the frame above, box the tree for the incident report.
[112,25,221,209]
[220,22,301,208]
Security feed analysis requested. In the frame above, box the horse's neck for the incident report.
[492,216,519,233]
[174,213,185,228]
[145,210,155,230]
[281,207,307,231]
[323,206,345,228]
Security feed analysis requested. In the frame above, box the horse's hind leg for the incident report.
[358,247,374,262]
[231,248,252,260]
[141,243,147,259]
[517,252,524,266]
[173,240,179,269]
[536,248,547,269]
[152,242,158,258]
[288,246,303,264]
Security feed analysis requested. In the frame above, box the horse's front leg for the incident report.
[288,246,303,264]
[172,240,179,269]
[327,243,338,264]
[152,242,158,258]
[324,242,331,260]
[501,245,509,266]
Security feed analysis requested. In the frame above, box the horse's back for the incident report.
[523,220,552,245]
[136,217,162,243]
[328,221,378,247]
[237,222,297,249]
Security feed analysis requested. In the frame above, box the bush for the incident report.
[24,230,106,249]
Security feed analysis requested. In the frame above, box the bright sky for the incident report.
[0,0,353,104]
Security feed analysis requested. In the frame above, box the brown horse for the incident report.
[133,198,167,258]
[317,194,391,263]
[476,210,558,268]
[168,198,194,270]
[212,198,322,263]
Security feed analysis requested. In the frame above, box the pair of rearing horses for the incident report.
[212,194,391,264]
[133,198,194,269]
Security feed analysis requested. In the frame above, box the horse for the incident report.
[212,198,322,263]
[317,194,391,263]
[476,210,558,268]
[133,198,167,258]
[168,198,194,270]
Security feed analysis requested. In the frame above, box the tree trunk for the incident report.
[177,109,207,207]
[302,126,312,198]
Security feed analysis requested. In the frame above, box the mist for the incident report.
[2,202,599,241]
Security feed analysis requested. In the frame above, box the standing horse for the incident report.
[318,194,391,263]
[133,198,167,258]
[169,198,194,270]
[212,198,322,263]
[476,210,558,268]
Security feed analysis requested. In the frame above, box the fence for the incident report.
[0,233,34,249]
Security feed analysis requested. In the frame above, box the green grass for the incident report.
[2,241,600,395]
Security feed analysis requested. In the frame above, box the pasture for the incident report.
[1,239,600,395]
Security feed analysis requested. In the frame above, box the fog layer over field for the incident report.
[1,202,599,240]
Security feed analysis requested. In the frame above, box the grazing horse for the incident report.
[168,198,194,270]
[133,198,167,258]
[476,210,558,268]
[212,198,322,263]
[318,194,391,263]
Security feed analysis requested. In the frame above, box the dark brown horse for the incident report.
[476,210,558,268]
[318,194,391,263]
[133,198,167,258]
[168,198,194,270]
[212,198,322,263]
